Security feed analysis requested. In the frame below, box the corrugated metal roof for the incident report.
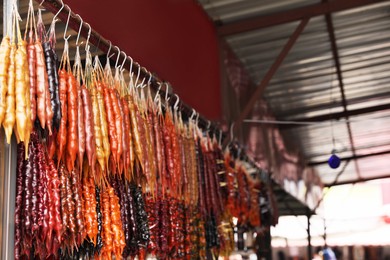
[199,0,320,23]
[199,0,390,186]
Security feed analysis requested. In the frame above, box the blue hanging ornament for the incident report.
[328,150,340,169]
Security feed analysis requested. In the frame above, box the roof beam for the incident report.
[217,0,388,36]
[224,18,309,146]
[278,103,390,129]
[325,174,390,187]
[308,149,390,166]
[273,181,314,216]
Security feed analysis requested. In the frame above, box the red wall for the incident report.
[64,0,221,120]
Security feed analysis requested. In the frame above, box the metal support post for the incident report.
[324,218,327,248]
[1,0,18,259]
[1,135,17,260]
[307,213,312,260]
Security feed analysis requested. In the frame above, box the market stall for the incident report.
[0,0,312,259]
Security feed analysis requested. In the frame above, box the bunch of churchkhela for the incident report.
[6,1,268,259]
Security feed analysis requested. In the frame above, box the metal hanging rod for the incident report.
[36,0,269,174]
[36,0,221,134]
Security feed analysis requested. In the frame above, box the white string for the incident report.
[329,61,336,149]
[243,116,390,125]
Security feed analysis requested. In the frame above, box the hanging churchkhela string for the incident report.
[6,1,273,259]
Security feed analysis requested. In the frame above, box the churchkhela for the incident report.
[9,1,275,259]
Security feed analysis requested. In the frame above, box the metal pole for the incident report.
[1,0,18,258]
[0,133,5,259]
[307,214,312,260]
[324,218,327,248]
[1,137,17,260]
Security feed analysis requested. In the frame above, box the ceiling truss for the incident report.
[217,0,390,187]
[217,0,388,36]
[226,18,310,146]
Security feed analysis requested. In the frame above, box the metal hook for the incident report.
[52,0,64,21]
[127,56,134,88]
[120,51,127,71]
[128,56,133,74]
[207,120,211,130]
[107,53,115,60]
[230,122,235,142]
[63,5,72,40]
[155,95,162,109]
[135,64,141,87]
[218,130,223,146]
[84,23,91,51]
[165,83,170,101]
[142,67,149,86]
[138,77,146,89]
[75,14,83,46]
[106,41,112,60]
[154,83,162,102]
[148,72,152,86]
[174,94,180,110]
[190,109,196,121]
[114,46,121,68]
[136,64,147,88]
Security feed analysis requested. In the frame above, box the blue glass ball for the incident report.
[328,154,341,169]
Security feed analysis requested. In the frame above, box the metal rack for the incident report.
[38,0,222,134]
[0,1,318,259]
